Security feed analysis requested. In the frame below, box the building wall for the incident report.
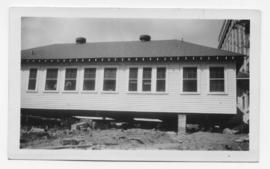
[21,61,237,114]
[218,20,249,73]
[218,20,250,123]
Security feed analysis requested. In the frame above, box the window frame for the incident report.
[62,67,79,92]
[128,67,139,92]
[81,66,98,93]
[180,65,200,95]
[26,67,39,92]
[142,67,153,92]
[156,67,167,92]
[126,65,168,95]
[208,65,228,95]
[43,67,60,93]
[101,66,118,93]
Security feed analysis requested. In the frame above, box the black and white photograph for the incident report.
[8,8,260,161]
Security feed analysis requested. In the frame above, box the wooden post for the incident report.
[177,114,186,135]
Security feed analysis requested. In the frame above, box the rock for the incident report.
[234,136,249,143]
[223,128,238,134]
[225,145,233,150]
[166,131,177,135]
[186,124,200,132]
[212,125,222,132]
[233,123,249,134]
[28,127,46,133]
[60,138,80,145]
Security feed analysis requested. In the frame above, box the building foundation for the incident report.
[177,114,186,135]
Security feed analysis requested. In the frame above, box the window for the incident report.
[83,68,96,91]
[45,68,58,90]
[209,67,225,92]
[142,68,152,91]
[128,68,138,91]
[64,68,77,91]
[156,67,166,92]
[28,68,37,90]
[103,68,117,91]
[183,67,197,92]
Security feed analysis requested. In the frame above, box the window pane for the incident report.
[183,80,197,92]
[83,80,95,91]
[46,69,58,79]
[156,68,166,92]
[129,68,138,79]
[103,68,117,91]
[103,80,116,91]
[45,80,57,90]
[183,67,197,92]
[183,67,197,78]
[28,69,37,90]
[157,68,166,79]
[28,79,36,90]
[64,80,76,90]
[210,80,224,92]
[84,68,96,79]
[142,68,152,92]
[104,68,116,79]
[142,80,151,91]
[210,67,224,78]
[129,80,137,91]
[29,69,37,78]
[129,68,138,91]
[45,69,58,90]
[156,80,165,91]
[65,68,77,79]
[83,68,95,91]
[143,68,152,79]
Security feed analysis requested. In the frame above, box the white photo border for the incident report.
[8,7,260,162]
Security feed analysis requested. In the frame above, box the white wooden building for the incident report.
[21,35,244,133]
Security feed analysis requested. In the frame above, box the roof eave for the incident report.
[21,55,243,65]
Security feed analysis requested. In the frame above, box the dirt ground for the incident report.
[20,128,249,150]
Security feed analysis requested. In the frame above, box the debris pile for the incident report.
[20,115,249,150]
[20,126,249,150]
[88,129,180,149]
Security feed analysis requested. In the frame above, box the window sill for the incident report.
[208,92,228,95]
[101,91,119,94]
[62,90,79,93]
[26,90,38,93]
[43,90,59,93]
[127,92,169,95]
[81,91,98,94]
[180,92,200,95]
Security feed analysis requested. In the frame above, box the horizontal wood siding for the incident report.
[21,61,237,114]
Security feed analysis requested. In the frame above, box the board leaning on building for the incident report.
[21,35,245,134]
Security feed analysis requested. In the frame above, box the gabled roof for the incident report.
[21,40,243,60]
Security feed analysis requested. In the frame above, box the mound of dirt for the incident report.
[182,132,249,150]
[20,128,248,150]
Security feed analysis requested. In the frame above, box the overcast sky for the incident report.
[21,18,224,50]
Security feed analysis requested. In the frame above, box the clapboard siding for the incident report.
[21,61,237,114]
